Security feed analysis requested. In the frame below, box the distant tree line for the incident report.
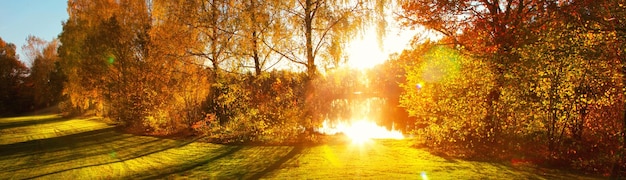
[0,36,64,116]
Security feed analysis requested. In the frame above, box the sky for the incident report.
[0,0,68,65]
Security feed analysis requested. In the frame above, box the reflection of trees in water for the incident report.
[325,97,387,125]
[314,68,416,132]
[323,95,416,132]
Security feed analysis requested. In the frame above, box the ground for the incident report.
[0,114,602,179]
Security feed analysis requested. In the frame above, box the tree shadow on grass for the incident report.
[3,136,164,173]
[0,127,147,173]
[135,145,245,179]
[416,146,603,179]
[0,116,67,130]
[0,114,313,179]
[0,116,209,180]
[0,127,120,157]
[248,145,305,179]
[126,144,308,180]
[21,136,202,179]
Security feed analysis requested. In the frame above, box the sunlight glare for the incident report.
[317,119,404,144]
[346,31,385,69]
[416,82,423,89]
[346,28,415,69]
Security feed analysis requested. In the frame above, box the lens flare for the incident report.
[420,46,461,83]
[316,119,404,144]
[421,171,429,180]
[107,55,115,64]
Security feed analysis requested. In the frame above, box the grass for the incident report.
[0,114,602,179]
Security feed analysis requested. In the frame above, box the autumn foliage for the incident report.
[0,0,624,177]
[397,0,625,176]
[50,0,386,141]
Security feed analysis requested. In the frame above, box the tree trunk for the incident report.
[250,0,261,76]
[484,59,504,145]
[304,0,316,78]
[210,1,220,79]
[253,31,261,76]
[296,0,318,136]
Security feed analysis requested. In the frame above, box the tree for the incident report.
[182,0,239,79]
[515,22,621,154]
[22,36,63,109]
[22,35,47,67]
[58,0,119,115]
[231,0,284,76]
[0,37,30,115]
[258,0,383,133]
[59,0,153,125]
[59,0,214,133]
[400,44,495,150]
[551,0,626,176]
[148,0,212,131]
[398,0,625,174]
[273,0,381,77]
[397,0,552,140]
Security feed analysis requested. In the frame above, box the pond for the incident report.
[316,97,404,143]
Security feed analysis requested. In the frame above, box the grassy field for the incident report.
[0,114,602,179]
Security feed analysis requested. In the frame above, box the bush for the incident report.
[200,71,306,144]
[400,45,495,151]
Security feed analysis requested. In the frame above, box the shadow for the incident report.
[415,145,604,179]
[137,145,245,179]
[429,151,459,163]
[4,137,162,173]
[0,113,226,179]
[0,127,118,157]
[0,116,67,129]
[248,145,305,179]
[0,127,153,173]
[23,136,203,179]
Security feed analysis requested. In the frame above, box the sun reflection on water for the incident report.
[316,119,404,144]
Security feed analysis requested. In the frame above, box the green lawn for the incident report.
[0,114,601,179]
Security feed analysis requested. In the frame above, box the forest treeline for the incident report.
[1,36,64,114]
[0,0,624,177]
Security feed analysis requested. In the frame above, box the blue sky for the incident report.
[0,0,68,64]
